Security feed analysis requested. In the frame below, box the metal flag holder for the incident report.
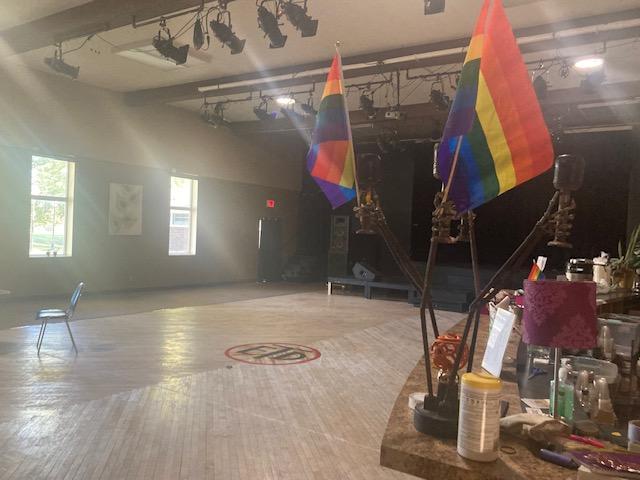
[413,153,585,438]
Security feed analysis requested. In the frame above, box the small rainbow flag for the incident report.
[528,261,544,281]
[436,0,554,213]
[306,52,357,209]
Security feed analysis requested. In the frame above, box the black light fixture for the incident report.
[254,98,278,121]
[257,1,287,49]
[210,10,246,54]
[533,75,548,99]
[153,19,189,65]
[279,1,318,38]
[359,91,377,119]
[429,80,451,111]
[193,16,206,50]
[300,96,317,116]
[424,0,445,14]
[44,44,79,79]
[202,102,230,128]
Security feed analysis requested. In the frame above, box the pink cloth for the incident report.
[522,280,597,349]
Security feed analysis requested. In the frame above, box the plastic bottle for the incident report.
[575,369,591,412]
[560,367,574,422]
[550,366,573,420]
[457,372,502,462]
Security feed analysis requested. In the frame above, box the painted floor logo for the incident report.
[225,343,321,365]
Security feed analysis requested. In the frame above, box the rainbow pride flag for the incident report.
[528,261,544,281]
[436,0,554,213]
[306,52,357,209]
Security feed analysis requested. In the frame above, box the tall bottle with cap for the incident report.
[457,372,502,462]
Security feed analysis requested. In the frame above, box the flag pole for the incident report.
[336,40,362,207]
[441,135,463,205]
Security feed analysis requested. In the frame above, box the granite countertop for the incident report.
[380,315,573,480]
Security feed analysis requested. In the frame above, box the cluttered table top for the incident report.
[380,292,640,479]
[380,314,572,480]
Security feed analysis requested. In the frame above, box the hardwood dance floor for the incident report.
[0,289,463,479]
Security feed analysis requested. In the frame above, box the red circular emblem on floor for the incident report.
[225,343,321,365]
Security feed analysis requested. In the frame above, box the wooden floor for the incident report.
[0,288,463,479]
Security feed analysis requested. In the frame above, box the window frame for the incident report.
[29,156,75,258]
[168,176,198,256]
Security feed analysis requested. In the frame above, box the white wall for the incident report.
[0,64,301,191]
[0,65,302,296]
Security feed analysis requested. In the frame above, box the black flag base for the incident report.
[413,395,458,439]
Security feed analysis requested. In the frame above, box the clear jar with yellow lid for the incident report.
[457,372,502,462]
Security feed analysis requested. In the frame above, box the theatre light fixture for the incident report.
[153,19,189,65]
[276,96,295,106]
[424,0,445,15]
[201,102,230,128]
[210,10,246,54]
[257,1,288,49]
[279,1,318,38]
[193,16,206,50]
[254,98,278,121]
[429,82,451,111]
[44,43,80,79]
[300,96,317,116]
[359,92,377,119]
[574,57,604,70]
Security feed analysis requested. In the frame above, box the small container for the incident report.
[566,258,594,282]
[457,372,502,462]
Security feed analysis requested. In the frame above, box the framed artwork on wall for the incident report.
[108,183,143,235]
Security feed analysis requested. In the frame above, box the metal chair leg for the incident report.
[36,318,45,351]
[64,317,78,354]
[37,318,48,354]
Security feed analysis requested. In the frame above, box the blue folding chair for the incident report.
[36,282,84,354]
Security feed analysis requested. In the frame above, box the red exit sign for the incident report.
[266,199,276,208]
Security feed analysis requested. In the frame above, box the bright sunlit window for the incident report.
[169,176,198,256]
[29,156,75,257]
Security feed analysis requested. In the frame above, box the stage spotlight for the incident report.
[210,11,246,55]
[276,96,295,106]
[44,48,79,79]
[280,1,318,38]
[258,2,288,49]
[300,98,317,116]
[193,17,205,50]
[254,99,277,121]
[533,75,548,99]
[153,37,189,65]
[153,19,189,65]
[574,57,604,70]
[202,102,230,128]
[359,93,377,119]
[424,0,445,15]
[429,87,450,111]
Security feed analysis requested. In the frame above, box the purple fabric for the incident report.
[522,280,597,349]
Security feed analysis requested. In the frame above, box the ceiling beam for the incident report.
[0,0,205,55]
[231,80,640,137]
[124,8,640,106]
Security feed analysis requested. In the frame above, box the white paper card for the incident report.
[482,307,516,377]
[536,256,547,272]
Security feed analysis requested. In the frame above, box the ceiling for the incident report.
[3,0,640,122]
[0,0,91,30]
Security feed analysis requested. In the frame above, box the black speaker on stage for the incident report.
[327,215,350,277]
[352,262,379,282]
[257,217,282,282]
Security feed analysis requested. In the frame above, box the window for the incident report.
[29,156,75,257]
[169,176,198,255]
